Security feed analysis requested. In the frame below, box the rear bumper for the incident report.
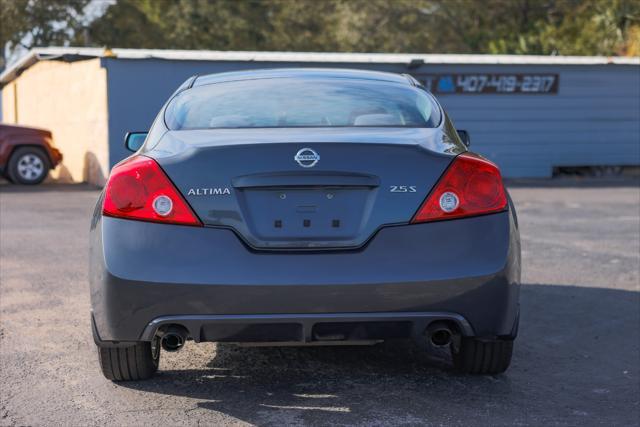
[139,312,475,343]
[48,147,63,166]
[89,211,520,344]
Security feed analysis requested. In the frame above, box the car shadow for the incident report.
[118,283,640,425]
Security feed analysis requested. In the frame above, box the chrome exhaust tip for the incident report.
[157,325,188,352]
[426,322,453,347]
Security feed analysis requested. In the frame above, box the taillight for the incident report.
[412,153,507,223]
[103,155,201,226]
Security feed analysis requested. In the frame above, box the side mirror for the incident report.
[124,132,148,152]
[457,130,471,147]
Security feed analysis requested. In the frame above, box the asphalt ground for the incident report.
[0,181,639,426]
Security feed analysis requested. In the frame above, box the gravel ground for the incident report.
[0,182,639,426]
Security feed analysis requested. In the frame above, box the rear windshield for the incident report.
[164,78,441,129]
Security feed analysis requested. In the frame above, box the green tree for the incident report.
[480,0,640,55]
[82,0,270,50]
[2,0,639,71]
[83,0,639,56]
[0,0,89,69]
[80,0,167,49]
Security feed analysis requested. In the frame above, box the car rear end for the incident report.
[89,71,520,380]
[0,124,62,184]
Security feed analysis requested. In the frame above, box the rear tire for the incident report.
[97,340,160,381]
[452,337,513,374]
[7,147,50,185]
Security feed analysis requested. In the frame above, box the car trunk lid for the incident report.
[152,128,457,249]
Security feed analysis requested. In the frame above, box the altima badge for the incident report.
[187,187,231,196]
[294,148,320,168]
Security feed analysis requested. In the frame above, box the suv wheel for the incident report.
[97,339,160,381]
[8,147,50,185]
[452,337,514,374]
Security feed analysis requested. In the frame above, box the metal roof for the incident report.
[2,46,639,86]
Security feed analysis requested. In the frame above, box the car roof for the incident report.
[192,68,413,88]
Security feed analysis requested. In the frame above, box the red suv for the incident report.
[0,124,63,185]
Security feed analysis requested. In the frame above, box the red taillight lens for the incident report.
[103,155,201,226]
[412,153,507,223]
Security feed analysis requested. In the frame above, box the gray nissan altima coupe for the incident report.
[89,68,520,380]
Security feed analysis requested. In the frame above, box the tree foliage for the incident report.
[0,0,89,68]
[1,0,639,70]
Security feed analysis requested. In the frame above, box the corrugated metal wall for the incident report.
[103,58,640,178]
[427,64,640,177]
